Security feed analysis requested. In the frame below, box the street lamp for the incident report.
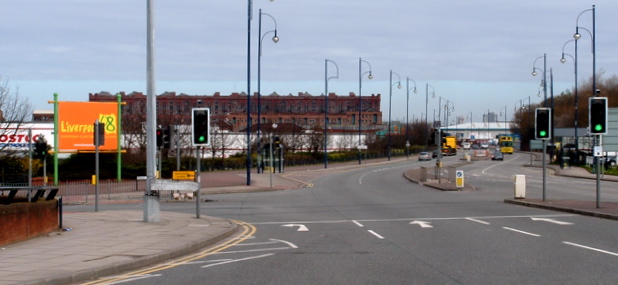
[256,9,279,173]
[358,58,373,164]
[324,59,339,169]
[406,77,417,159]
[425,84,435,151]
[499,105,507,134]
[246,0,276,185]
[560,39,579,163]
[388,70,402,161]
[532,54,548,106]
[575,5,599,207]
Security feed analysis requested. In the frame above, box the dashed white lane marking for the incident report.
[503,227,540,237]
[563,241,618,257]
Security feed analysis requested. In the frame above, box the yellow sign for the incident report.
[173,171,196,180]
[456,170,464,188]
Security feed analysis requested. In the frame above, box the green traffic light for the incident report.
[594,124,603,132]
[199,136,205,142]
[539,130,547,137]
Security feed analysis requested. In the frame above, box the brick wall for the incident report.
[0,200,59,246]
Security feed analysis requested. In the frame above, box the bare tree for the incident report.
[0,76,33,154]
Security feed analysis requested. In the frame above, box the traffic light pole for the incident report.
[542,140,546,201]
[196,146,201,219]
[596,135,602,208]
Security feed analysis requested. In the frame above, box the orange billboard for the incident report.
[58,102,119,151]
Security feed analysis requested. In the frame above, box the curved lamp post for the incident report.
[388,70,402,161]
[575,5,599,207]
[532,54,548,106]
[406,77,417,159]
[561,39,579,163]
[246,0,276,185]
[256,9,279,173]
[425,84,435,151]
[358,58,373,164]
[324,59,339,169]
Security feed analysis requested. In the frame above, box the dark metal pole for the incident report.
[246,0,252,185]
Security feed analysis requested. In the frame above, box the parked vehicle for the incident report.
[462,142,471,150]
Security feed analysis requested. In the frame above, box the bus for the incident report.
[499,136,514,154]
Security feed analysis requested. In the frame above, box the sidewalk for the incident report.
[0,158,404,285]
[2,156,618,285]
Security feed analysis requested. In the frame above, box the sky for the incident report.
[2,0,617,125]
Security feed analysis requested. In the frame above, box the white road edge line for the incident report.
[368,230,385,239]
[101,274,162,285]
[270,238,299,249]
[502,227,540,237]
[466,218,490,225]
[352,220,364,227]
[563,241,618,257]
[201,253,274,268]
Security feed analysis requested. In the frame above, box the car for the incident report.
[480,142,489,149]
[491,151,504,161]
[462,142,471,150]
[432,150,438,158]
[418,152,431,161]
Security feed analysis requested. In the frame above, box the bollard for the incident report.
[514,175,526,199]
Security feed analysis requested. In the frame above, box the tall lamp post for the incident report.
[425,84,435,150]
[324,59,339,169]
[257,9,279,173]
[532,54,548,106]
[246,0,275,185]
[406,77,417,159]
[358,58,373,164]
[575,5,599,207]
[499,105,507,134]
[561,40,579,162]
[388,70,402,161]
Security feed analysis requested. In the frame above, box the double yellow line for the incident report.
[82,220,255,285]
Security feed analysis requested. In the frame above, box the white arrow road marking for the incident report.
[282,224,309,231]
[531,217,573,225]
[410,221,433,228]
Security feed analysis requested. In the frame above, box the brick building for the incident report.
[89,91,383,132]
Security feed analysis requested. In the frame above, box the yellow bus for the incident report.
[499,136,514,154]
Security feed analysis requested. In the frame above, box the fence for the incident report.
[1,180,147,204]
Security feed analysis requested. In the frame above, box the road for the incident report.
[75,154,618,284]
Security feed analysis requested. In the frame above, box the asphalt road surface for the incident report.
[75,154,618,284]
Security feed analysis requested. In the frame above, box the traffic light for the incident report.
[192,108,210,146]
[162,125,172,149]
[34,138,48,159]
[589,97,607,135]
[93,122,105,146]
[156,128,163,148]
[535,108,551,140]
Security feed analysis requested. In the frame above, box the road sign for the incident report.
[456,170,464,188]
[173,171,196,180]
